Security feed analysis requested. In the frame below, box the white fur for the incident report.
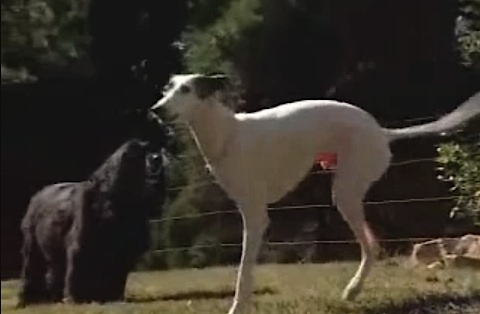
[151,75,480,314]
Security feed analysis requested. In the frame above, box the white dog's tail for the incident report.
[384,91,480,142]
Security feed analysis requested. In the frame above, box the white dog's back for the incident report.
[217,100,392,204]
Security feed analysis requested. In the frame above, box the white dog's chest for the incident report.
[209,136,320,204]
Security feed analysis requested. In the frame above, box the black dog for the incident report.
[18,139,166,306]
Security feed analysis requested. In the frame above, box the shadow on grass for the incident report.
[127,286,278,303]
[363,293,480,314]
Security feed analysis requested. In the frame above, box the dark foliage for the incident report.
[1,0,188,278]
[17,139,166,306]
[88,0,189,109]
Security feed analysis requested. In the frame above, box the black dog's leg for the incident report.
[17,234,48,307]
[113,275,129,302]
[107,263,130,302]
[64,246,90,303]
[45,257,66,302]
[89,258,127,303]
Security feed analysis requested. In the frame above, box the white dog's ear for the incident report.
[194,75,229,100]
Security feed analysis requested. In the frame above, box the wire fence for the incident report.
[153,237,444,254]
[150,113,473,257]
[151,156,444,223]
[149,192,457,255]
[150,195,457,224]
[165,157,440,192]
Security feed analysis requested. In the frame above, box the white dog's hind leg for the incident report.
[333,173,379,301]
[228,204,269,314]
[329,129,390,301]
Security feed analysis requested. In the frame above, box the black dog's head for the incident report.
[117,139,149,176]
[88,137,168,219]
[124,105,176,155]
[89,139,148,198]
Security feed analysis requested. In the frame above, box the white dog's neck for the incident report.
[187,100,236,165]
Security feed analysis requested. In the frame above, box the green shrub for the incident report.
[457,0,480,68]
[183,0,262,75]
[437,134,480,226]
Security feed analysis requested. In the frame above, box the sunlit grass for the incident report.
[2,258,479,314]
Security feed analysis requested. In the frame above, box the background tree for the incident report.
[1,0,91,81]
[1,0,189,277]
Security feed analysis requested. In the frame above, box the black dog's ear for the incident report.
[194,75,229,100]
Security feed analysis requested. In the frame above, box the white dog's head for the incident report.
[150,74,230,122]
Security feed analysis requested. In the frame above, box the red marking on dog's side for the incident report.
[316,153,337,169]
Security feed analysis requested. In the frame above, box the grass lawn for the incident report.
[2,258,479,314]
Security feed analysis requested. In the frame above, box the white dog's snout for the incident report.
[151,99,165,112]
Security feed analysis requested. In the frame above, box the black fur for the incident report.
[17,139,165,306]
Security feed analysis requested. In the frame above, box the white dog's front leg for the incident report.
[228,205,269,314]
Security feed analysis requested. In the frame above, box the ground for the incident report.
[2,258,480,314]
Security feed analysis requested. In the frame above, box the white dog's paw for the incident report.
[341,286,360,301]
[228,299,252,314]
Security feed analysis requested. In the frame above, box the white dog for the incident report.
[151,74,480,314]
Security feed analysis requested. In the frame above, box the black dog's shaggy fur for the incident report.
[18,139,166,306]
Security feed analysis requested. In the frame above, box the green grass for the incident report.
[2,258,480,314]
